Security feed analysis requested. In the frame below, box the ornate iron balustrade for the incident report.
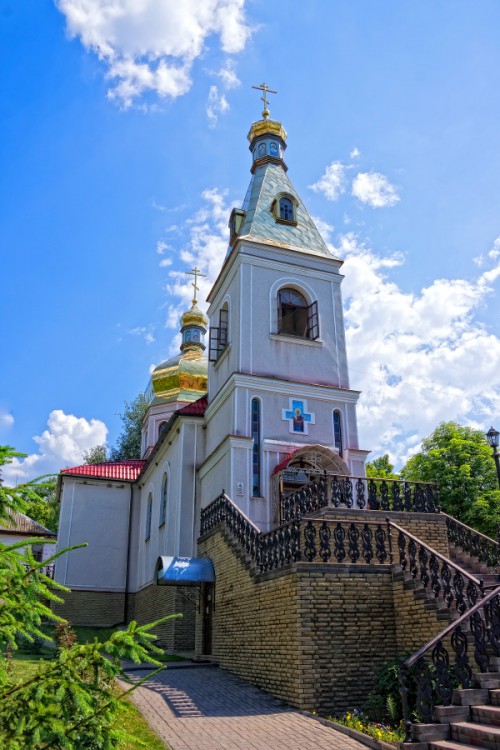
[201,492,395,574]
[444,513,500,570]
[400,585,500,741]
[390,519,484,616]
[280,472,439,523]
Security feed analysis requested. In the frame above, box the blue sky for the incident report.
[1,0,500,482]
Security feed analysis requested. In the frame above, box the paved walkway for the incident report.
[124,664,369,750]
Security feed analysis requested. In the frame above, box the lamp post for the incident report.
[486,426,500,489]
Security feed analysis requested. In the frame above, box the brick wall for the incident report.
[197,511,455,714]
[52,590,125,627]
[128,584,197,650]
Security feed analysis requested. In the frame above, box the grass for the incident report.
[10,651,171,749]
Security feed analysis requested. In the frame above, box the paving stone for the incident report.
[123,665,369,750]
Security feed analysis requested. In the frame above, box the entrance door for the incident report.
[201,583,213,655]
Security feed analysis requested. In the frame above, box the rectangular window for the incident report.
[306,301,319,340]
[209,307,229,362]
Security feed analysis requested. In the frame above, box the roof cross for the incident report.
[251,82,277,119]
[185,267,207,306]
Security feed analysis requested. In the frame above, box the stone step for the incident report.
[453,688,489,705]
[412,723,450,742]
[491,689,500,706]
[473,672,500,689]
[451,720,500,749]
[434,705,470,723]
[430,740,491,750]
[471,704,500,726]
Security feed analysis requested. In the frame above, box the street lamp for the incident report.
[486,426,500,489]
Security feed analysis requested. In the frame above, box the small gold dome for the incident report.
[180,304,208,330]
[247,118,288,146]
[151,348,207,405]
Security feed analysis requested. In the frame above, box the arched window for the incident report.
[159,473,168,527]
[278,288,319,339]
[145,493,152,541]
[333,411,343,457]
[251,398,261,497]
[279,196,294,221]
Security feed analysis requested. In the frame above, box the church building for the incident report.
[55,100,368,632]
[53,96,500,734]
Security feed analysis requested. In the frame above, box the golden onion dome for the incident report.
[247,118,287,147]
[150,348,207,404]
[150,300,208,405]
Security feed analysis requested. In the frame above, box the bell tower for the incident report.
[200,92,369,529]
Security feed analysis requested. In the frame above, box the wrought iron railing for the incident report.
[390,519,484,615]
[202,492,395,573]
[280,472,439,522]
[444,513,500,570]
[399,585,500,741]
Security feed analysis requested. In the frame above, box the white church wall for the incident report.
[55,479,130,591]
[130,418,205,592]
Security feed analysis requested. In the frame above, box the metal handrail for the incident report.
[443,511,500,547]
[403,583,500,670]
[219,492,261,533]
[281,471,437,499]
[388,519,483,588]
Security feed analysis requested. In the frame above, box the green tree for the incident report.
[0,445,176,749]
[401,421,500,535]
[22,477,60,533]
[110,394,148,461]
[83,444,108,464]
[365,454,399,479]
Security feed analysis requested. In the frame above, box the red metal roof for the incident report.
[177,397,207,416]
[272,449,299,475]
[61,460,146,481]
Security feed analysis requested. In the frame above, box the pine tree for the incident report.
[0,445,178,749]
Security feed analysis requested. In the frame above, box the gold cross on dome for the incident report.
[185,267,207,305]
[251,82,277,118]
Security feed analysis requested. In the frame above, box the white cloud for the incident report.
[350,147,360,158]
[0,411,14,429]
[309,161,347,201]
[56,0,251,108]
[206,85,230,127]
[334,233,500,466]
[164,187,233,352]
[156,241,169,254]
[312,216,334,242]
[129,326,155,344]
[159,257,172,267]
[2,410,108,485]
[352,171,399,208]
[216,59,240,89]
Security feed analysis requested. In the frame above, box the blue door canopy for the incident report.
[156,556,215,586]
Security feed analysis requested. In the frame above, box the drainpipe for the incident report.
[123,482,134,624]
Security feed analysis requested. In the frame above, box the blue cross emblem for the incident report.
[282,399,315,435]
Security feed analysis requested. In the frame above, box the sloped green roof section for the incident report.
[238,163,334,257]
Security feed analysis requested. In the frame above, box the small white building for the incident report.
[0,510,56,574]
[54,110,369,646]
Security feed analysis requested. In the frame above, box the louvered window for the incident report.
[277,289,319,340]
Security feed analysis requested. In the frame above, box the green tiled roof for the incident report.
[238,162,334,257]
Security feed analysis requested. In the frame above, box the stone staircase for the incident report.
[402,539,500,749]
